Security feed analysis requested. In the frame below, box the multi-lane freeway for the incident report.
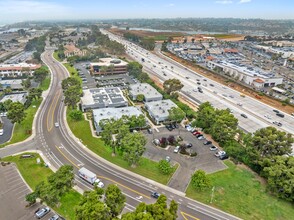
[0,49,241,220]
[102,29,294,137]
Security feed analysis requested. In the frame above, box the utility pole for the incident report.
[210,186,215,203]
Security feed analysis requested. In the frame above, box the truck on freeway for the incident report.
[78,167,104,188]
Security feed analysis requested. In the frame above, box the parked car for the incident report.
[151,192,160,198]
[203,140,212,145]
[49,214,61,220]
[198,136,205,140]
[241,113,248,118]
[35,207,50,219]
[192,131,201,136]
[147,128,153,134]
[195,134,203,138]
[165,124,173,131]
[174,146,180,153]
[210,146,218,151]
[185,143,193,148]
[219,154,229,160]
[215,151,226,157]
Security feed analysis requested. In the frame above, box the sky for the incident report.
[0,0,294,24]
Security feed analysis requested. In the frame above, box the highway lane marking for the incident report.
[46,92,60,132]
[97,175,151,199]
[55,145,150,199]
[180,211,200,220]
[55,145,80,169]
[187,203,225,220]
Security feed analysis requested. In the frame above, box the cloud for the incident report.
[239,0,252,3]
[166,3,175,7]
[215,0,233,4]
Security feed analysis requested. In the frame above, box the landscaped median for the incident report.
[2,153,82,220]
[185,160,294,220]
[67,108,178,185]
[0,99,42,148]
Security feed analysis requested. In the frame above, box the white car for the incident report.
[95,179,104,188]
[198,135,205,140]
[174,146,180,153]
[215,151,226,157]
[237,103,243,107]
[264,115,271,119]
[210,146,218,151]
[54,122,59,127]
[0,129,3,136]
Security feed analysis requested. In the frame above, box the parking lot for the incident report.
[74,63,96,88]
[0,163,57,220]
[143,125,227,192]
[0,116,14,144]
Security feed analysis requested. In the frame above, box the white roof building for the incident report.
[129,83,162,102]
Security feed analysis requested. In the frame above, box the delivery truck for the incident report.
[78,167,104,188]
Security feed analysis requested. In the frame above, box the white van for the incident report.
[0,129,3,136]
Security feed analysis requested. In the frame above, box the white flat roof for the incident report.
[90,58,128,67]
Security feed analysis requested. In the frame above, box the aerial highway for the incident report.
[102,29,294,136]
[0,49,241,220]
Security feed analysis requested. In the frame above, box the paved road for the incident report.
[102,29,294,137]
[0,50,241,220]
[0,117,14,144]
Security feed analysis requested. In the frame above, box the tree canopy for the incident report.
[168,107,186,122]
[163,78,184,95]
[191,170,211,191]
[7,102,26,123]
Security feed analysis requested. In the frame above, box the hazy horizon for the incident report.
[0,0,294,25]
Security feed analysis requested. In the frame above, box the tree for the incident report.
[35,181,59,206]
[2,99,12,111]
[163,78,184,95]
[210,109,238,144]
[33,66,48,83]
[192,102,216,132]
[136,94,145,102]
[127,62,143,78]
[158,159,173,175]
[76,186,111,220]
[64,85,82,109]
[105,184,126,217]
[47,165,74,195]
[7,102,26,123]
[261,156,294,202]
[191,170,211,191]
[168,107,185,123]
[28,88,42,100]
[69,109,83,121]
[122,195,178,220]
[250,127,293,158]
[61,77,81,91]
[120,132,147,166]
[25,192,37,205]
[21,78,31,89]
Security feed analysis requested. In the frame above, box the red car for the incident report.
[192,131,201,136]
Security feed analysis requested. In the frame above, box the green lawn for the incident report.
[2,153,82,220]
[0,99,42,148]
[67,109,177,185]
[53,51,62,62]
[39,76,51,91]
[186,161,294,220]
[64,63,78,76]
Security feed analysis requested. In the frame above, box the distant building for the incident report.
[145,99,177,124]
[80,87,128,112]
[0,92,27,104]
[0,63,41,78]
[64,44,87,57]
[90,58,128,75]
[129,83,162,102]
[93,106,143,134]
[206,60,283,88]
[0,79,23,90]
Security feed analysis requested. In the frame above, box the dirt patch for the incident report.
[108,28,183,39]
[162,51,294,114]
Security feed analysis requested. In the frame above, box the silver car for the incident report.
[35,207,50,219]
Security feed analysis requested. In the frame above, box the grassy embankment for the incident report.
[2,153,82,220]
[67,108,178,185]
[186,160,294,220]
[0,99,42,148]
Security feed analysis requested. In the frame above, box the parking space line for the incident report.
[16,187,30,196]
[10,183,27,192]
[8,177,22,185]
[8,181,25,189]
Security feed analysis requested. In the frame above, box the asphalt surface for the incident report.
[0,49,241,220]
[0,162,58,220]
[102,29,294,137]
[0,117,14,144]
